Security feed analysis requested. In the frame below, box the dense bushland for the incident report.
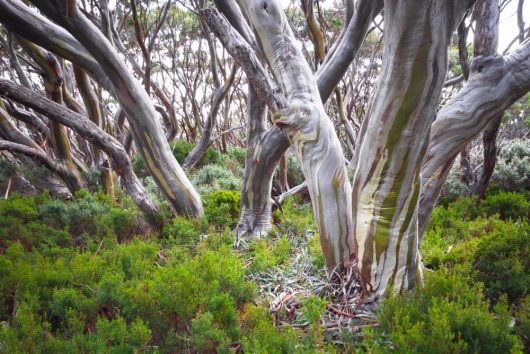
[0,186,528,352]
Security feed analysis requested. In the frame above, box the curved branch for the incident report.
[420,40,530,236]
[30,0,203,217]
[0,78,161,220]
[0,140,79,186]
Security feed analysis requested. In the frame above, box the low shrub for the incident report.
[360,270,523,353]
[474,220,530,304]
[203,190,240,229]
[247,236,292,273]
[192,164,241,194]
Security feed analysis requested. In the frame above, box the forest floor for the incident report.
[0,188,528,352]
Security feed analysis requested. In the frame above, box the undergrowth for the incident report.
[0,189,528,352]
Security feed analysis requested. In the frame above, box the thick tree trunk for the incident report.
[207,0,383,243]
[351,1,471,298]
[419,39,530,237]
[239,0,355,274]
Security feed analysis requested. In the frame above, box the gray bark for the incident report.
[239,0,355,275]
[0,0,202,217]
[420,39,530,237]
[28,0,203,217]
[0,78,161,221]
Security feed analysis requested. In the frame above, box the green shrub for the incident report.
[479,191,530,220]
[241,304,301,353]
[440,138,530,201]
[225,146,246,167]
[474,220,530,304]
[247,236,292,273]
[515,295,530,351]
[170,139,195,163]
[203,190,240,229]
[190,312,231,353]
[360,270,523,353]
[300,295,327,348]
[493,138,530,192]
[162,216,204,248]
[275,197,315,236]
[307,232,325,269]
[192,164,241,194]
[202,146,222,166]
[170,140,221,166]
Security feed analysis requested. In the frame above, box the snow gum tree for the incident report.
[206,0,530,299]
[0,0,529,301]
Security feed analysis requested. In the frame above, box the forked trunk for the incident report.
[241,0,355,274]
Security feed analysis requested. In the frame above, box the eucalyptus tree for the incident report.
[0,0,203,217]
[0,0,528,302]
[208,0,530,299]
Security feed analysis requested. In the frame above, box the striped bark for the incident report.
[240,0,355,274]
[351,1,472,298]
[0,0,202,217]
[419,39,530,237]
[206,2,374,245]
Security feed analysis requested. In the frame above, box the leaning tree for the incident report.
[0,0,529,300]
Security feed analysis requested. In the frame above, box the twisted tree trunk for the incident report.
[419,39,530,237]
[239,0,355,274]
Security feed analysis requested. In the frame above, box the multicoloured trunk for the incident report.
[242,0,355,274]
[351,1,471,298]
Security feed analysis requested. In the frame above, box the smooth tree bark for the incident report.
[0,0,202,216]
[0,78,161,221]
[235,0,355,275]
[208,0,381,241]
[350,1,472,298]
[236,90,290,240]
[419,39,530,237]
